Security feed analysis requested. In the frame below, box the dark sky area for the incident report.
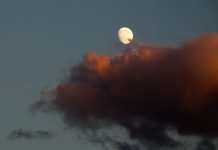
[0,0,218,150]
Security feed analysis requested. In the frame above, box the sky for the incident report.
[0,0,218,150]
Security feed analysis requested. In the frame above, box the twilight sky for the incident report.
[0,0,218,150]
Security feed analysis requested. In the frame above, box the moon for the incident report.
[118,27,133,44]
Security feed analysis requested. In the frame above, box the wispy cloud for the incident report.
[8,129,56,140]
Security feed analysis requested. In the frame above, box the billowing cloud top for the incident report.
[35,33,218,149]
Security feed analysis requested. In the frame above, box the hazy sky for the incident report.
[0,0,218,149]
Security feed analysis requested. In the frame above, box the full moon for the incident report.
[118,27,133,44]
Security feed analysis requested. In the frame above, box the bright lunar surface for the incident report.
[118,27,133,44]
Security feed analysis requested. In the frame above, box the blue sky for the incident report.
[0,0,218,149]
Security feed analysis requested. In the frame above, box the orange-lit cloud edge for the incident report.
[33,32,218,150]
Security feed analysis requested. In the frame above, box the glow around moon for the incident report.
[118,27,133,44]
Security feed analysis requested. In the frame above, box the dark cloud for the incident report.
[8,129,56,140]
[115,143,140,150]
[35,33,218,149]
[195,138,216,150]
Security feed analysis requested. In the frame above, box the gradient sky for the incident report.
[0,0,218,149]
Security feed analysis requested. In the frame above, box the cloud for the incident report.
[35,33,218,149]
[31,99,55,114]
[195,138,216,150]
[8,129,56,140]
